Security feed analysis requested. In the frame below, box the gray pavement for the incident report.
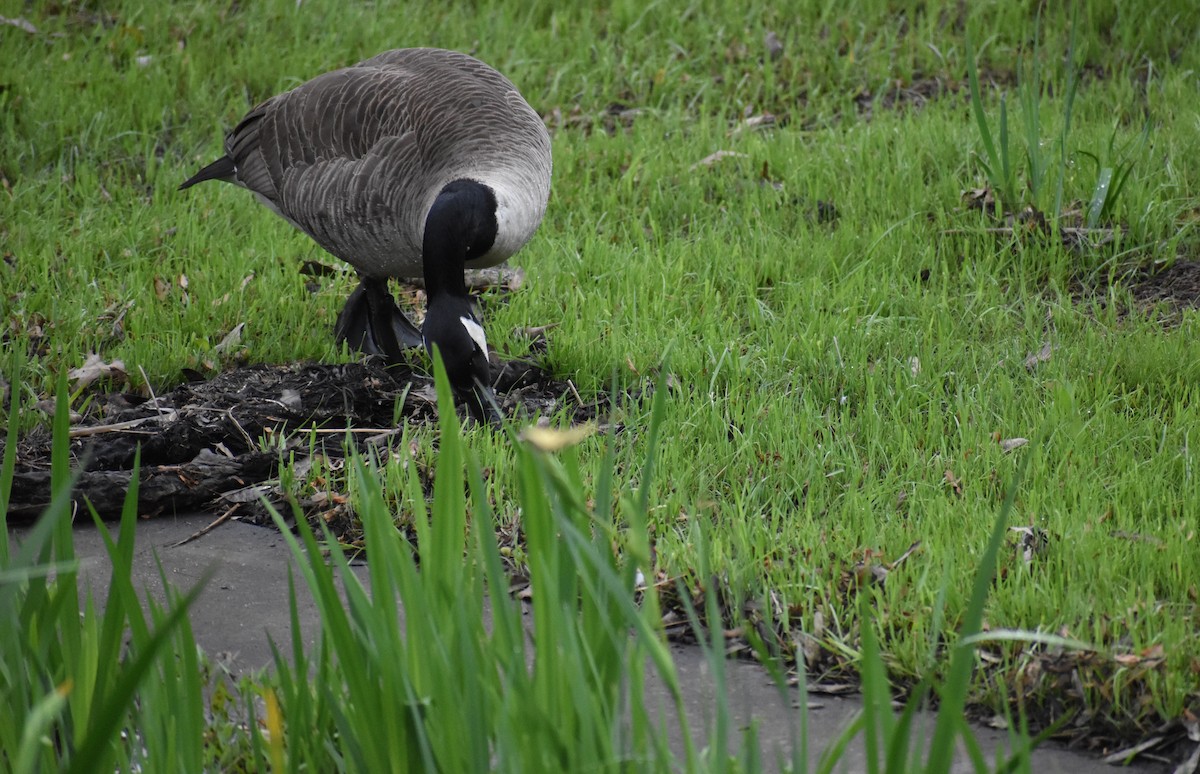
[27,514,1154,773]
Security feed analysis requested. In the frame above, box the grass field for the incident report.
[4,0,1200,753]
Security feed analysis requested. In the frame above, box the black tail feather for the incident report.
[178,155,236,191]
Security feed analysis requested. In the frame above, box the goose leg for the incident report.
[334,278,424,363]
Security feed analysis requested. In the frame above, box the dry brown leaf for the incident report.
[1113,643,1166,668]
[1024,342,1052,370]
[944,469,963,496]
[68,353,127,390]
[1183,708,1200,742]
[153,276,170,300]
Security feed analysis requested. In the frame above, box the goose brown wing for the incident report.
[217,49,547,273]
[221,66,429,266]
[223,66,415,205]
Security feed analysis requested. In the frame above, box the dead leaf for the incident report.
[943,469,963,496]
[731,113,777,136]
[803,681,857,695]
[1010,526,1050,565]
[1183,708,1200,742]
[690,150,749,170]
[0,15,37,33]
[178,273,188,289]
[908,356,921,376]
[1112,643,1165,668]
[999,437,1028,452]
[1024,342,1052,370]
[279,388,302,411]
[214,323,245,354]
[514,323,558,339]
[519,422,596,452]
[68,353,127,390]
[962,186,996,213]
[153,276,170,300]
[764,30,784,60]
[1110,530,1166,548]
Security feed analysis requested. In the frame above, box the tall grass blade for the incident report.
[1086,167,1114,229]
[13,681,72,774]
[1053,3,1081,220]
[858,596,896,772]
[63,570,209,774]
[1021,5,1045,207]
[924,443,1035,773]
[0,349,22,558]
[966,33,1010,211]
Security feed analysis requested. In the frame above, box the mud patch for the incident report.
[3,357,604,524]
[1123,259,1200,311]
[1073,258,1200,325]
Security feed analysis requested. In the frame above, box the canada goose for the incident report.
[180,48,553,423]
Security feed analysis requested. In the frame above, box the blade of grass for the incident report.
[924,441,1036,773]
[1052,2,1081,220]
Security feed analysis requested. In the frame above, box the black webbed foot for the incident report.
[334,278,424,363]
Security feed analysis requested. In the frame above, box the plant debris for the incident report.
[3,357,606,524]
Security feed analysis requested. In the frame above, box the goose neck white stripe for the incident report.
[460,316,488,354]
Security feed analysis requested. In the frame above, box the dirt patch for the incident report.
[1070,258,1200,326]
[853,75,957,118]
[1123,259,1200,310]
[3,357,605,525]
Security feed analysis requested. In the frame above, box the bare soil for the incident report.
[3,356,603,525]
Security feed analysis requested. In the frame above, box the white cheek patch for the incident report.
[460,316,489,355]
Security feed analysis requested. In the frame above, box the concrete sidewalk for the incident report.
[38,514,1152,773]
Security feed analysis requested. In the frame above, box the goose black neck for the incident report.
[422,179,498,300]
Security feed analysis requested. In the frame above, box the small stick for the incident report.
[69,416,165,438]
[169,505,238,548]
[566,379,584,407]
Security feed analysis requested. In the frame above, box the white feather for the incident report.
[460,316,488,354]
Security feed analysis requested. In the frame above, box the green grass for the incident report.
[4,357,1048,772]
[4,0,1200,749]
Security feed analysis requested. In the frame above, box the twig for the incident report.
[305,427,403,435]
[566,379,584,407]
[169,505,238,548]
[69,415,169,438]
[891,540,922,568]
[138,364,159,405]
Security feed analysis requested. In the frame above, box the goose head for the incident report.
[421,179,502,424]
